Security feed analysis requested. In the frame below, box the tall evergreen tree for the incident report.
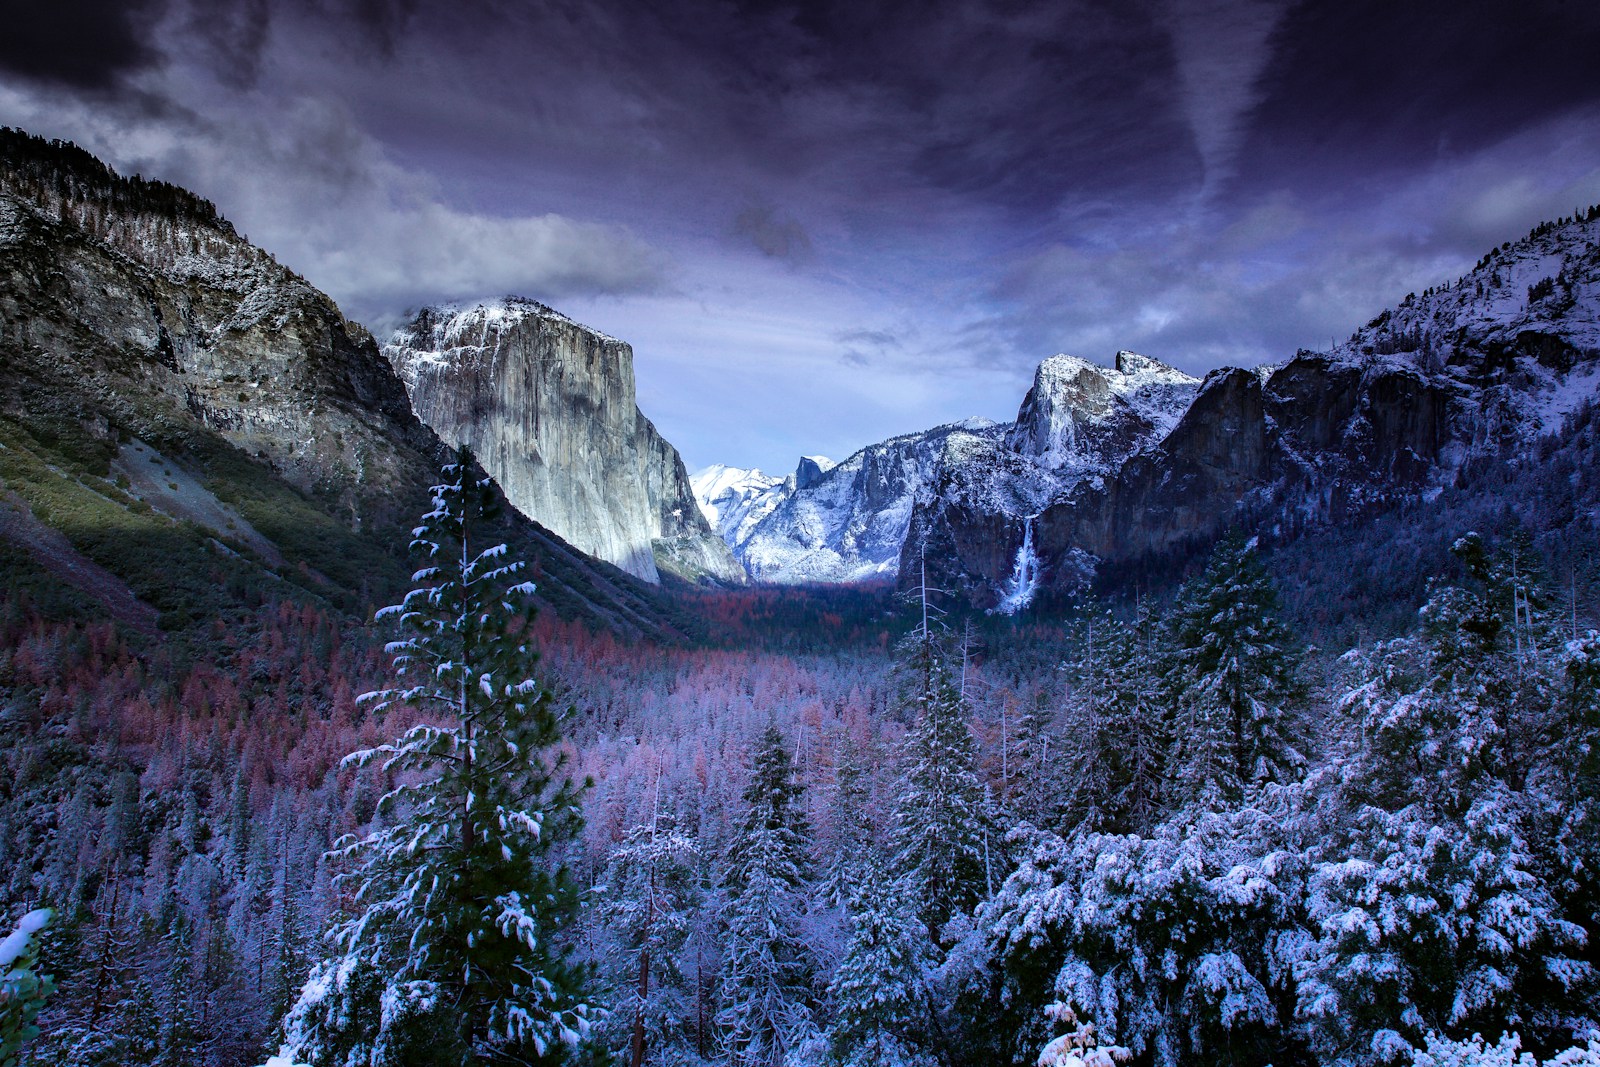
[280,450,590,1067]
[1059,604,1169,835]
[819,740,875,909]
[597,805,702,1067]
[889,627,996,946]
[824,857,935,1067]
[718,725,816,1067]
[1166,534,1305,808]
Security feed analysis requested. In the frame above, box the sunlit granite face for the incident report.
[386,298,743,584]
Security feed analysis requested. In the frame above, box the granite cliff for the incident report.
[385,299,743,585]
[911,211,1600,606]
[0,128,701,640]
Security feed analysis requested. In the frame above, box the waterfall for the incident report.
[995,515,1040,615]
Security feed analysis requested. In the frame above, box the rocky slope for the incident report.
[0,133,429,530]
[0,128,701,641]
[385,299,742,585]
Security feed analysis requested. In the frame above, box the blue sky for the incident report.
[4,0,1600,474]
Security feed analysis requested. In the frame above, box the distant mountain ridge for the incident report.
[695,352,1199,590]
[698,209,1600,609]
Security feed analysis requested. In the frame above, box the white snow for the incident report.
[0,909,51,971]
[690,464,784,525]
[1536,362,1600,434]
[387,296,623,378]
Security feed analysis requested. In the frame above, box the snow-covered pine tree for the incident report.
[824,856,935,1067]
[280,449,590,1067]
[889,626,996,946]
[1296,535,1596,1063]
[1166,533,1305,808]
[1058,604,1169,835]
[718,724,816,1067]
[596,803,702,1067]
[819,739,875,909]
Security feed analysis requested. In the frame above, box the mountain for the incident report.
[718,419,1006,583]
[701,351,1198,587]
[698,212,1600,611]
[0,128,700,641]
[913,210,1600,608]
[691,462,786,531]
[384,299,742,585]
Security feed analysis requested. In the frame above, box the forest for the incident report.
[2,418,1598,1067]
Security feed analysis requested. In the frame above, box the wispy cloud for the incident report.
[2,0,1598,473]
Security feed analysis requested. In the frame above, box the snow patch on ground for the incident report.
[1537,362,1600,433]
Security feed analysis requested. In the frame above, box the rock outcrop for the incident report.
[385,299,743,585]
[0,129,432,531]
[0,128,705,642]
[917,212,1600,605]
[704,351,1196,589]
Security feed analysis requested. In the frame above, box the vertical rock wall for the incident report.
[385,298,742,584]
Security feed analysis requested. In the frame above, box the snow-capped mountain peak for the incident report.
[691,464,783,525]
[1004,351,1200,471]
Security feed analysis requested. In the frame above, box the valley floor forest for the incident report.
[4,434,1600,1067]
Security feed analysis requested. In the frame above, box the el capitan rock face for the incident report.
[385,299,742,585]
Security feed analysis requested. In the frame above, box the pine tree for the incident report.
[597,805,702,1067]
[824,858,935,1067]
[1059,604,1169,835]
[156,917,202,1067]
[718,725,816,1067]
[819,740,874,909]
[280,449,590,1067]
[1166,534,1304,807]
[889,629,995,945]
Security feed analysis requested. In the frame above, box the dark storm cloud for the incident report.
[1237,0,1600,195]
[271,0,1210,226]
[182,1,275,89]
[0,0,168,89]
[734,205,814,263]
[5,0,1599,470]
[835,327,904,368]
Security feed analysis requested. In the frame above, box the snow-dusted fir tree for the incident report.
[1059,604,1169,834]
[280,450,590,1067]
[890,618,996,945]
[1166,534,1304,807]
[596,803,702,1067]
[1290,535,1598,1062]
[819,740,875,909]
[824,856,935,1067]
[718,724,816,1067]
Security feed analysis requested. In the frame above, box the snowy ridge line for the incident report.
[390,295,626,360]
[700,351,1198,592]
